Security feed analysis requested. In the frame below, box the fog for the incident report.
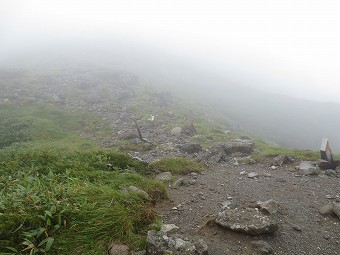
[1,0,340,151]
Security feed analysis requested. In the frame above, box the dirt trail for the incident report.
[156,162,340,255]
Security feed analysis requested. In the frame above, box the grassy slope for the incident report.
[0,104,166,254]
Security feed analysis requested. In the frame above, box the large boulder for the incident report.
[215,208,278,235]
[298,161,319,175]
[197,138,255,165]
[180,143,202,154]
[146,228,208,255]
[224,138,255,154]
[197,142,227,164]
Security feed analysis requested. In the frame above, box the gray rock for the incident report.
[128,186,150,199]
[224,138,255,154]
[257,199,279,214]
[215,208,278,235]
[251,240,273,254]
[333,202,340,219]
[146,230,208,255]
[155,172,172,182]
[319,203,334,215]
[180,143,202,154]
[160,224,179,234]
[273,155,294,166]
[108,244,129,255]
[325,169,337,177]
[171,127,182,136]
[317,159,333,170]
[118,130,138,140]
[172,177,186,188]
[298,161,318,175]
[248,172,258,178]
[197,142,227,164]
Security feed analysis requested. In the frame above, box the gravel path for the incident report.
[156,162,340,255]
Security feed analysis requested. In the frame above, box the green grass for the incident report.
[150,157,204,174]
[253,140,320,161]
[0,146,167,254]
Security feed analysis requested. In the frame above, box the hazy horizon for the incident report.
[1,0,340,103]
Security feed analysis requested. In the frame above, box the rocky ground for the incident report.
[156,161,340,255]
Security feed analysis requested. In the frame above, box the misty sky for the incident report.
[1,0,340,103]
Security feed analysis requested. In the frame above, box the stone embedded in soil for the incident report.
[251,240,273,254]
[298,161,318,175]
[146,230,209,255]
[215,208,278,235]
[155,172,173,182]
[333,202,340,219]
[319,203,334,215]
[248,172,258,178]
[257,199,280,214]
[108,244,129,255]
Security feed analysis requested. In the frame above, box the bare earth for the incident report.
[156,162,340,255]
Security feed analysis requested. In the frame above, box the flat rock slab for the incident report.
[215,208,278,235]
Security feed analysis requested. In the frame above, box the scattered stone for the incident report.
[263,173,272,177]
[220,201,232,209]
[160,224,179,234]
[270,166,277,170]
[108,244,129,255]
[291,225,302,231]
[180,143,202,154]
[155,172,172,182]
[325,169,337,177]
[240,171,247,175]
[257,199,279,214]
[273,155,294,166]
[128,186,150,199]
[251,240,273,254]
[172,177,186,188]
[298,161,318,175]
[275,178,286,183]
[146,230,208,255]
[319,203,334,215]
[215,208,278,235]
[171,127,182,136]
[248,172,258,178]
[333,202,340,219]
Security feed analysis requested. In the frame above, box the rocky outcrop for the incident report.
[198,138,255,164]
[146,224,208,255]
[180,143,202,154]
[215,208,278,235]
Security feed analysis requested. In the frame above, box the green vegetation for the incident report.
[150,157,203,174]
[254,140,320,160]
[0,146,166,254]
[0,102,166,254]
